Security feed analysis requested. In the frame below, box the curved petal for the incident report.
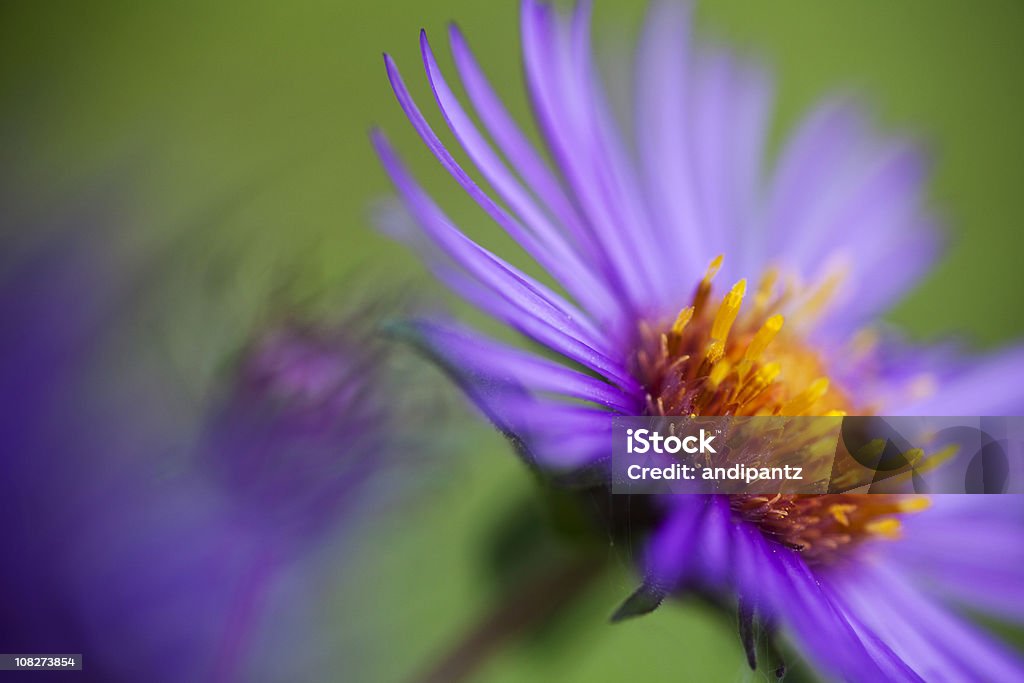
[390,317,620,470]
[418,32,620,321]
[446,23,621,293]
[372,130,639,390]
[829,562,1024,680]
[400,319,639,413]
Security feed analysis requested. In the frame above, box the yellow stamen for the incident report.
[781,377,830,416]
[752,267,779,314]
[693,255,724,315]
[896,497,931,513]
[903,448,925,466]
[671,306,694,336]
[865,518,902,539]
[734,361,781,406]
[797,267,846,321]
[852,438,887,464]
[828,503,857,526]
[756,362,782,385]
[711,279,747,343]
[705,254,724,282]
[708,358,732,389]
[849,328,879,361]
[705,340,725,364]
[913,444,958,475]
[744,314,784,363]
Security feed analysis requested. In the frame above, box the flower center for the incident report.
[632,256,928,563]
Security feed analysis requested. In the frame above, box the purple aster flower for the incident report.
[0,232,251,683]
[372,0,1024,679]
[1,210,408,681]
[202,318,391,552]
[65,314,405,682]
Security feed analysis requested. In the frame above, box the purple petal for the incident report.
[565,0,674,301]
[403,319,639,413]
[521,0,660,311]
[688,46,774,287]
[639,498,908,679]
[634,0,705,287]
[372,130,639,389]
[901,345,1024,415]
[384,51,605,323]
[391,317,618,470]
[764,99,872,250]
[829,562,1024,680]
[440,265,641,392]
[640,497,713,593]
[765,100,940,329]
[446,23,620,288]
[884,495,1024,620]
[416,34,620,321]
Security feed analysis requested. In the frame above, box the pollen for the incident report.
[633,255,930,563]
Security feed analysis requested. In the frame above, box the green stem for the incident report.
[410,555,605,683]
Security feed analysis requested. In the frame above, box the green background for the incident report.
[3,1,1023,681]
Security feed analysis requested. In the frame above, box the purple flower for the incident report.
[203,320,390,550]
[0,225,402,681]
[373,0,1024,679]
[0,235,250,682]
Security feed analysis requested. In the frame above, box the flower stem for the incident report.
[410,555,605,683]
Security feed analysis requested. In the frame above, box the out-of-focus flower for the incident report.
[0,205,414,682]
[202,319,391,552]
[373,0,1024,679]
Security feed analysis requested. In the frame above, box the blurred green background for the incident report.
[3,1,1023,681]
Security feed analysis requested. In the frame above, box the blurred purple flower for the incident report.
[1,222,403,681]
[373,0,1024,679]
[203,318,392,550]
